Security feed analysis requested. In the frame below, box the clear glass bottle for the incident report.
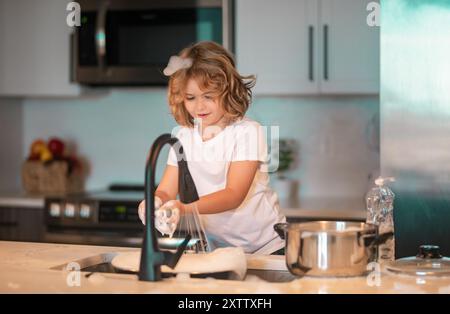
[366,176,396,262]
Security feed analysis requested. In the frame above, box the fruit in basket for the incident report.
[65,155,82,174]
[40,147,53,162]
[30,139,47,158]
[27,155,39,161]
[27,137,75,165]
[48,137,65,158]
[23,138,84,194]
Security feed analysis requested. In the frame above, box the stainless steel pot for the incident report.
[274,221,393,277]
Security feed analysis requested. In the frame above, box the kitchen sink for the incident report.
[50,252,297,283]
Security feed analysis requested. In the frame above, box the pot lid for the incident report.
[386,245,450,277]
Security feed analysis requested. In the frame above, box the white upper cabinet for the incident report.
[0,0,80,97]
[236,0,319,94]
[319,0,379,94]
[235,0,379,95]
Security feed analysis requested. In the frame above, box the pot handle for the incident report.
[274,223,288,240]
[363,231,394,247]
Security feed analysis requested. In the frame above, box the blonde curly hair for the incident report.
[167,41,256,128]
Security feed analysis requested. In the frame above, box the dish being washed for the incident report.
[112,247,247,280]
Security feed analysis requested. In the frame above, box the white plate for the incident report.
[246,254,288,271]
[112,247,247,280]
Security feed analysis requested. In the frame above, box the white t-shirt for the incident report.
[167,116,286,254]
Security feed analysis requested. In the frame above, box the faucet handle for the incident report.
[162,234,191,269]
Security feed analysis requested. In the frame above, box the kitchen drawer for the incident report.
[0,207,44,242]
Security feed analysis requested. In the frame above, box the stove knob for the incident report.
[79,204,91,219]
[64,203,76,218]
[49,202,61,217]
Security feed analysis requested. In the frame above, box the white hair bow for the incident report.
[163,56,193,76]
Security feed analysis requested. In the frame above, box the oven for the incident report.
[43,186,200,249]
[44,189,145,247]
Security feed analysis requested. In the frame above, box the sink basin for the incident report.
[50,252,297,283]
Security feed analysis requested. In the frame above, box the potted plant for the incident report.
[271,139,299,205]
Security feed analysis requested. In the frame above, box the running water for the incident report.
[175,202,210,253]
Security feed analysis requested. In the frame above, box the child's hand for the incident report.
[138,196,163,225]
[161,200,187,214]
[155,200,181,237]
[162,200,198,215]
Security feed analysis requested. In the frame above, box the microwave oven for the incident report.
[73,0,234,86]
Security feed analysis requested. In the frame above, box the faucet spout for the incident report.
[138,133,199,281]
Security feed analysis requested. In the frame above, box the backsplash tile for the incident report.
[1,90,379,201]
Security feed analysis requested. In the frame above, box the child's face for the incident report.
[184,78,226,128]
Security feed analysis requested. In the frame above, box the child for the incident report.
[139,41,286,255]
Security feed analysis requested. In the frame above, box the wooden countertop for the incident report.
[0,191,46,208]
[1,241,449,293]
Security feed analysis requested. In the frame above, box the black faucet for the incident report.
[138,133,200,282]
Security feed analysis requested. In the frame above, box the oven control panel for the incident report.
[45,194,142,228]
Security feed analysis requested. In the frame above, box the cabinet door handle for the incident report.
[308,26,314,81]
[323,24,329,80]
[96,0,109,71]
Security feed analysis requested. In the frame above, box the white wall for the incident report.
[251,95,379,199]
[16,90,379,201]
[22,88,177,190]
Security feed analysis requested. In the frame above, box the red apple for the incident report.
[48,137,65,158]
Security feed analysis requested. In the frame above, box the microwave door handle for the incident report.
[95,0,109,71]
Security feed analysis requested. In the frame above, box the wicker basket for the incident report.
[22,161,83,194]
